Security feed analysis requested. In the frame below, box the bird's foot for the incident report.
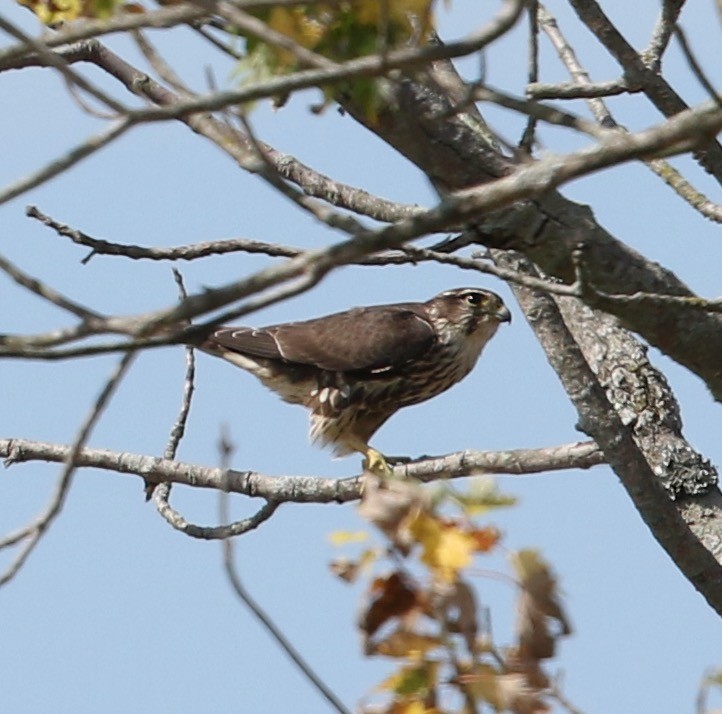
[363,448,393,477]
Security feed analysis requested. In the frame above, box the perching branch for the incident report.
[1,437,605,510]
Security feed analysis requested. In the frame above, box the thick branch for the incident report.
[495,252,722,615]
[338,57,722,400]
[12,13,722,399]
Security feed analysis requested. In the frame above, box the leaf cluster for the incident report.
[331,475,572,713]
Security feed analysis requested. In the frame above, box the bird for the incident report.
[195,287,511,474]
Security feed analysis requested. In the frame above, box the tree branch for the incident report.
[0,351,136,585]
[0,437,605,504]
[495,251,722,616]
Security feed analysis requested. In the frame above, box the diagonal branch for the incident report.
[567,0,722,184]
[495,251,722,615]
[337,42,722,401]
[0,351,136,586]
[0,251,103,321]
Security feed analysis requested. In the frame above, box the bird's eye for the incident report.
[464,292,483,306]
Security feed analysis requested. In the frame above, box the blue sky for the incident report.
[2,1,722,712]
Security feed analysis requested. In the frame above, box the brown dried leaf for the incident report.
[468,525,501,553]
[432,578,478,654]
[360,572,420,639]
[511,550,571,662]
[358,475,427,553]
[456,665,548,714]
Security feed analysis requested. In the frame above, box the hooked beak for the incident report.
[492,305,512,324]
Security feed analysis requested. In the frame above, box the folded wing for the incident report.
[206,304,437,373]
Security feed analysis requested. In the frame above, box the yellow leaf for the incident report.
[452,476,517,516]
[397,703,426,714]
[353,0,435,34]
[374,628,441,658]
[390,701,438,714]
[264,6,325,68]
[434,527,473,575]
[410,513,473,582]
[20,0,81,23]
[328,530,369,546]
[20,0,121,22]
[378,661,439,697]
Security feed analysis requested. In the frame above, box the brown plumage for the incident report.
[197,288,511,473]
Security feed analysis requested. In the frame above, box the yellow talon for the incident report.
[363,447,393,477]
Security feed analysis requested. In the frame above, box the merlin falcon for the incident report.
[196,288,511,473]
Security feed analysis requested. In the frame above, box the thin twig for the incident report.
[0,13,125,114]
[642,0,687,71]
[673,23,722,110]
[566,0,722,184]
[148,269,196,500]
[519,0,540,153]
[133,29,195,97]
[0,117,132,206]
[218,431,355,714]
[235,112,368,236]
[537,4,616,127]
[0,251,103,321]
[0,5,210,70]
[0,350,136,586]
[537,3,722,223]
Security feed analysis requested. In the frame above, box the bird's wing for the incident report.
[206,304,436,373]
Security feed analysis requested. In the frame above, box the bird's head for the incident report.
[428,288,511,342]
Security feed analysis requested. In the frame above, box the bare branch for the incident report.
[526,78,631,100]
[155,495,280,539]
[0,437,606,503]
[217,434,352,714]
[147,269,197,499]
[536,4,615,128]
[643,0,687,70]
[472,85,607,138]
[0,5,210,71]
[0,251,103,321]
[519,0,540,153]
[0,351,136,586]
[0,117,132,206]
[673,23,722,110]
[13,41,420,223]
[537,4,722,223]
[26,204,305,262]
[0,12,126,113]
[567,0,722,184]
